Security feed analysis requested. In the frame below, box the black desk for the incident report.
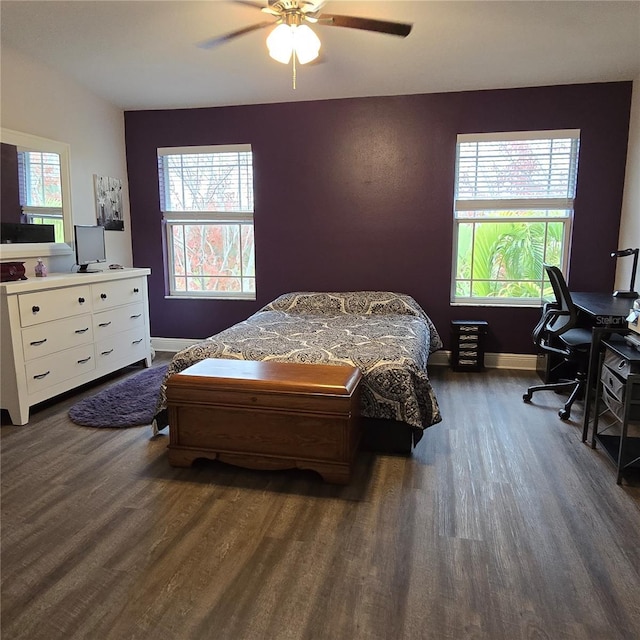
[570,292,632,442]
[572,293,632,326]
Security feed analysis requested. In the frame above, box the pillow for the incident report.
[262,291,427,318]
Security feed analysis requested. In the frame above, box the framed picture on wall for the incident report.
[94,174,124,231]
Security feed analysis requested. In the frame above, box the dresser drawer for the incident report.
[93,303,145,339]
[21,314,93,361]
[91,278,145,311]
[18,286,92,327]
[95,327,149,368]
[25,344,96,395]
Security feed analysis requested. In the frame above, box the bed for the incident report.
[154,291,443,453]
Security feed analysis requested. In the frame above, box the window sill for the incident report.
[451,301,543,309]
[165,294,256,301]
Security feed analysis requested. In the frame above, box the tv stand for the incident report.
[77,265,100,273]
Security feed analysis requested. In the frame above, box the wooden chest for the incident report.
[166,358,362,484]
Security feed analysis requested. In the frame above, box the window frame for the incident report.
[20,149,65,242]
[451,129,580,307]
[157,144,256,300]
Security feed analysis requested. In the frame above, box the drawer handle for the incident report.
[33,371,50,380]
[130,314,142,319]
[77,356,92,364]
[29,338,47,346]
[133,288,139,293]
[32,305,40,313]
[101,349,114,355]
[132,338,143,344]
[617,360,627,370]
[98,321,112,327]
[101,293,107,300]
[75,327,90,334]
[78,297,85,304]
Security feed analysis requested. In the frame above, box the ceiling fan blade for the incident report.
[232,0,291,16]
[227,1,279,16]
[232,0,270,9]
[318,14,412,37]
[197,20,276,49]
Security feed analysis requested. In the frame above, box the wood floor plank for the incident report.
[2,361,640,639]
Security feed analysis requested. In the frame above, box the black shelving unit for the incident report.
[450,320,488,372]
[591,336,640,484]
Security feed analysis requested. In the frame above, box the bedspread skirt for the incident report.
[155,291,443,433]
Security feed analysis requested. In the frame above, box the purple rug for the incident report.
[69,365,169,428]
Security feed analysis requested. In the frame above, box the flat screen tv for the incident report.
[74,224,106,273]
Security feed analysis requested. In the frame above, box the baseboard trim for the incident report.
[151,337,201,353]
[152,338,538,372]
[429,350,537,370]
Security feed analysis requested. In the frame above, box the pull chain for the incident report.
[292,53,297,90]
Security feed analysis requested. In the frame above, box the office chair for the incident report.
[523,265,593,420]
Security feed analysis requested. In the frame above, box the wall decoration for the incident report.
[94,174,124,231]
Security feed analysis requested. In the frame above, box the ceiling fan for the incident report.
[198,0,413,87]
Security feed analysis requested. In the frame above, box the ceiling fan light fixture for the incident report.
[266,23,294,64]
[292,25,321,64]
[267,23,320,65]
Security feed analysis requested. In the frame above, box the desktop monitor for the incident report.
[74,224,106,273]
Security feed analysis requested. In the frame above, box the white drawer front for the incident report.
[18,286,92,327]
[91,278,145,311]
[93,303,145,340]
[21,315,93,361]
[25,345,96,395]
[95,326,149,368]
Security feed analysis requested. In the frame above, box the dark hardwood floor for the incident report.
[2,360,639,640]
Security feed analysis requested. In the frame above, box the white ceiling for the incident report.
[2,1,639,111]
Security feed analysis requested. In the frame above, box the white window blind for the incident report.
[455,129,580,212]
[158,144,253,215]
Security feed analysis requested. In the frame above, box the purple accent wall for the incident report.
[125,82,632,353]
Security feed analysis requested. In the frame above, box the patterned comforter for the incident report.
[155,291,443,431]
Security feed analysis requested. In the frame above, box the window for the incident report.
[452,130,580,305]
[158,145,256,299]
[19,150,64,242]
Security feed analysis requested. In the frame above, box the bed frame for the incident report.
[361,418,423,455]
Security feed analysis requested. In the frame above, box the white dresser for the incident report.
[1,268,152,425]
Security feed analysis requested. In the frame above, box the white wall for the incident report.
[615,75,640,292]
[0,47,132,274]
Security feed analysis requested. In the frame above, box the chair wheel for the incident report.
[523,393,532,403]
[558,409,570,420]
